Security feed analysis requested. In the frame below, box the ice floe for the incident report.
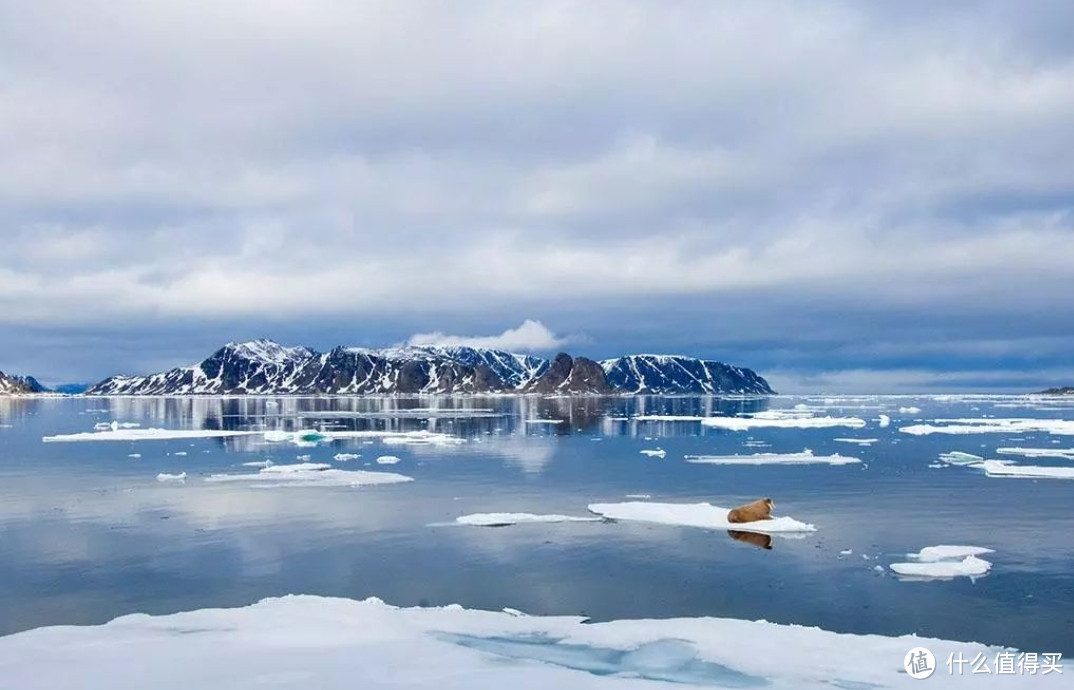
[898,407,922,414]
[700,411,867,431]
[997,447,1074,460]
[976,460,1074,480]
[522,419,564,425]
[900,418,1074,436]
[333,453,360,462]
[0,594,1032,690]
[205,463,413,487]
[43,428,261,443]
[624,494,651,499]
[587,501,816,534]
[890,545,994,580]
[684,449,860,466]
[376,455,401,465]
[156,472,186,482]
[639,449,666,458]
[454,513,602,527]
[910,545,995,562]
[938,451,985,465]
[264,429,462,447]
[832,438,878,446]
[877,414,891,427]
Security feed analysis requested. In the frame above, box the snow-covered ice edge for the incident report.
[0,595,1038,689]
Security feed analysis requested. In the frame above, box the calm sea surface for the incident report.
[1,395,1072,654]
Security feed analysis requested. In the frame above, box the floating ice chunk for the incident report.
[634,415,707,422]
[173,452,187,457]
[128,453,141,459]
[977,460,1074,480]
[454,513,602,527]
[587,502,816,534]
[909,545,995,562]
[832,438,878,446]
[264,429,462,447]
[206,463,412,487]
[625,494,651,499]
[700,411,866,431]
[241,460,273,468]
[900,418,1074,436]
[43,428,260,443]
[839,549,853,555]
[938,451,984,465]
[899,407,922,414]
[684,449,860,466]
[95,420,141,431]
[639,449,666,458]
[376,455,401,465]
[997,447,1074,460]
[522,419,563,425]
[156,472,186,482]
[877,414,891,427]
[334,453,360,462]
[0,595,1025,690]
[260,462,332,473]
[890,545,994,580]
[890,556,992,579]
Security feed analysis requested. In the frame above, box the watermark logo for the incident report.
[905,647,936,680]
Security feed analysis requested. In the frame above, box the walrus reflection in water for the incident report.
[727,530,773,550]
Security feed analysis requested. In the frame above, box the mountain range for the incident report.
[82,339,776,396]
[0,370,48,395]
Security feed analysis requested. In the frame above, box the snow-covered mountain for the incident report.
[0,370,48,395]
[85,339,775,396]
[601,354,774,395]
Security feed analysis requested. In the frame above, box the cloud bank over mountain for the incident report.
[2,1,1073,390]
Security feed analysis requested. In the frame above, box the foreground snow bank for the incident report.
[0,595,1039,689]
[588,502,816,534]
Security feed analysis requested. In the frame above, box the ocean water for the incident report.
[1,394,1072,656]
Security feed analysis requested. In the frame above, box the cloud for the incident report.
[1,1,1073,388]
[405,320,568,352]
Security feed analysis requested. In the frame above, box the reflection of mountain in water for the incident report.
[65,395,772,462]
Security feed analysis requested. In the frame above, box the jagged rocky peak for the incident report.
[523,353,613,394]
[601,354,775,395]
[0,370,48,395]
[219,339,315,364]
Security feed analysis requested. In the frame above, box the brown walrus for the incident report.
[727,497,774,524]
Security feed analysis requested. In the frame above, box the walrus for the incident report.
[727,497,774,524]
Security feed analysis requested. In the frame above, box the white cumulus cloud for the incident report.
[405,320,568,352]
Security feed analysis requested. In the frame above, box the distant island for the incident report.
[82,339,775,396]
[1039,386,1074,395]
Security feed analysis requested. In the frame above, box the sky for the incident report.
[2,0,1073,393]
